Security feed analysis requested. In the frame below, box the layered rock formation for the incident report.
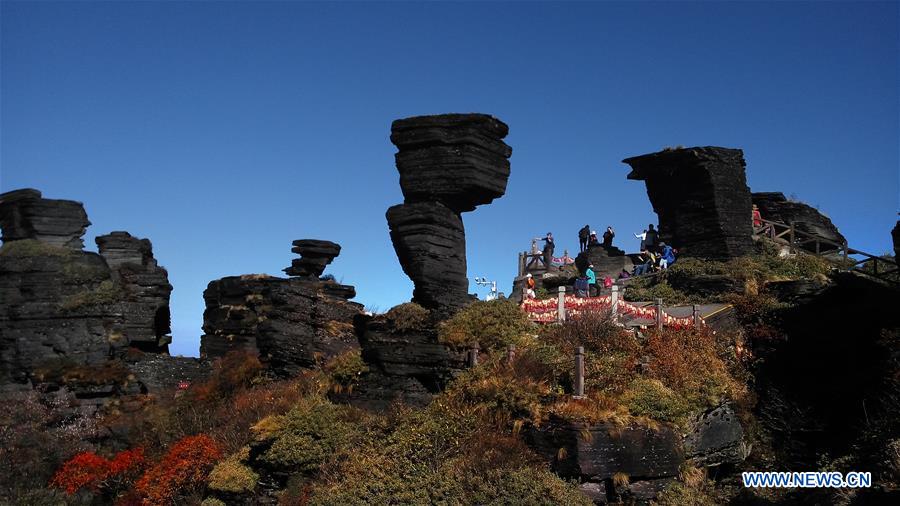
[387,113,512,316]
[752,192,846,252]
[575,244,634,280]
[622,147,754,259]
[201,240,361,377]
[0,189,174,399]
[0,188,90,248]
[347,114,511,411]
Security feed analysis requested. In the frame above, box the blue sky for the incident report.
[2,1,897,357]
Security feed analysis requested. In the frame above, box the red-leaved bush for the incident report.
[134,434,222,505]
[50,447,145,495]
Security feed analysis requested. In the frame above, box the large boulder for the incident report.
[575,244,633,279]
[284,239,341,278]
[386,201,468,315]
[0,188,90,249]
[684,403,749,466]
[391,113,512,213]
[752,192,846,251]
[622,147,754,260]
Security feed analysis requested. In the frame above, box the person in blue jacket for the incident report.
[658,242,676,269]
[585,263,597,296]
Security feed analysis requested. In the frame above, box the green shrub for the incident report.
[256,397,364,473]
[653,479,721,506]
[200,498,227,506]
[60,280,123,310]
[623,278,693,304]
[0,239,74,257]
[207,447,258,493]
[324,349,369,387]
[623,378,691,425]
[438,299,532,350]
[383,302,430,332]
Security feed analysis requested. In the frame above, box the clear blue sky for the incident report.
[2,1,897,357]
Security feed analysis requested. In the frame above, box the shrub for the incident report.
[207,447,258,494]
[623,278,694,304]
[622,378,691,425]
[383,302,430,332]
[255,396,365,473]
[200,498,227,506]
[49,447,145,496]
[324,349,369,388]
[438,299,532,350]
[446,358,551,426]
[134,434,222,505]
[60,280,124,310]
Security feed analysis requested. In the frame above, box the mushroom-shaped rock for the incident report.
[623,147,754,259]
[284,239,341,278]
[392,113,512,213]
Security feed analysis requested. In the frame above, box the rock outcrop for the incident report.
[387,113,512,316]
[623,147,754,259]
[752,192,846,252]
[0,189,174,404]
[96,232,173,352]
[0,188,90,249]
[575,244,634,280]
[201,240,362,377]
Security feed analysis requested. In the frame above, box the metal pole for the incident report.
[574,346,585,399]
[557,286,566,323]
[655,298,663,330]
[692,304,700,326]
[610,285,619,322]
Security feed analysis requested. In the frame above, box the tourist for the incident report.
[525,273,536,299]
[644,224,659,252]
[588,230,600,247]
[752,204,762,229]
[585,263,596,296]
[578,225,591,252]
[634,228,648,251]
[633,249,654,276]
[541,232,555,268]
[602,226,615,248]
[618,269,631,280]
[658,242,676,269]
[603,275,614,289]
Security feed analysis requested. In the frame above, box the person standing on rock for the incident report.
[644,224,659,252]
[602,226,615,248]
[752,204,763,230]
[578,225,591,252]
[541,232,555,269]
[634,228,648,251]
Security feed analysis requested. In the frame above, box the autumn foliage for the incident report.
[134,434,222,505]
[50,447,145,495]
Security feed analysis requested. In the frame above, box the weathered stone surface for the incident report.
[579,481,608,504]
[97,232,173,352]
[684,403,749,466]
[387,202,468,315]
[623,147,754,259]
[526,419,684,481]
[0,192,174,389]
[764,279,828,304]
[669,273,745,298]
[284,239,341,278]
[345,315,466,411]
[752,192,846,251]
[202,241,361,377]
[127,355,209,392]
[391,113,512,213]
[575,244,634,279]
[893,220,899,260]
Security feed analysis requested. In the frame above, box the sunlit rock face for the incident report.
[623,147,754,260]
[752,192,846,252]
[201,240,362,377]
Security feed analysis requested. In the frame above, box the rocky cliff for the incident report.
[201,240,362,377]
[752,192,846,252]
[623,147,754,259]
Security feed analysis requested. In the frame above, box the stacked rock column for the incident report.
[387,113,512,317]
